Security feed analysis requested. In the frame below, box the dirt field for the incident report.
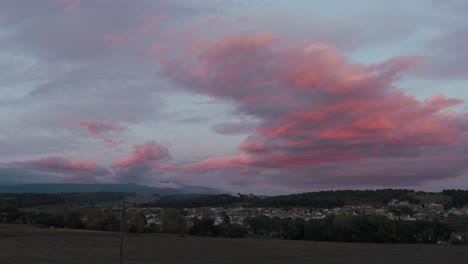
[1,224,467,264]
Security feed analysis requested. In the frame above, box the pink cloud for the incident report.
[239,138,269,153]
[53,0,81,11]
[108,141,175,184]
[112,141,170,167]
[151,44,168,57]
[162,33,468,188]
[12,156,108,182]
[77,119,126,149]
[26,156,98,171]
[185,154,253,171]
[424,93,464,112]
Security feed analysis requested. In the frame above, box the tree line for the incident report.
[1,205,467,244]
[141,189,468,208]
[2,189,468,209]
[189,214,468,244]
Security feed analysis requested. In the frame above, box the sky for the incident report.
[0,0,468,194]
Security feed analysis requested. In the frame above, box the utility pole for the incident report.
[119,195,126,264]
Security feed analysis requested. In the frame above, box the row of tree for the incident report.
[244,215,455,243]
[189,215,467,244]
[2,189,468,209]
[141,189,468,209]
[1,206,140,232]
[2,205,467,244]
[442,190,468,208]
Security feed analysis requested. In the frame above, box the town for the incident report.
[2,190,468,244]
[134,199,468,228]
[118,197,462,235]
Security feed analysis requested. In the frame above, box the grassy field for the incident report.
[1,224,467,264]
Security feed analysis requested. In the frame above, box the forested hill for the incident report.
[0,183,224,195]
[1,188,468,209]
[142,189,468,209]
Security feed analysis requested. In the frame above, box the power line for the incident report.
[119,195,126,264]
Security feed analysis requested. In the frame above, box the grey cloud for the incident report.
[418,25,468,79]
[0,131,82,161]
[178,116,208,123]
[211,121,259,135]
[0,0,203,62]
[0,166,60,185]
[109,164,173,185]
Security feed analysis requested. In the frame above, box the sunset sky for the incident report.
[1,0,467,194]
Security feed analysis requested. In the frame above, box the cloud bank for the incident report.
[1,0,467,193]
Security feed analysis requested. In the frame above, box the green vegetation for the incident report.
[2,189,468,245]
[3,189,468,209]
[1,204,466,244]
[161,208,188,234]
[443,190,468,208]
[190,217,248,238]
[187,215,457,244]
[142,194,248,208]
[141,189,468,208]
[255,189,418,208]
[243,215,453,243]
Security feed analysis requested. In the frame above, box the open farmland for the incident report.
[1,225,467,264]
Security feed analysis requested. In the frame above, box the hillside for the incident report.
[0,183,225,195]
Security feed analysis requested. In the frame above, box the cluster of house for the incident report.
[130,199,468,228]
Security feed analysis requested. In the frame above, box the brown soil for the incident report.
[1,224,467,264]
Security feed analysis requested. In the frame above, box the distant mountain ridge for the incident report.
[0,183,226,195]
